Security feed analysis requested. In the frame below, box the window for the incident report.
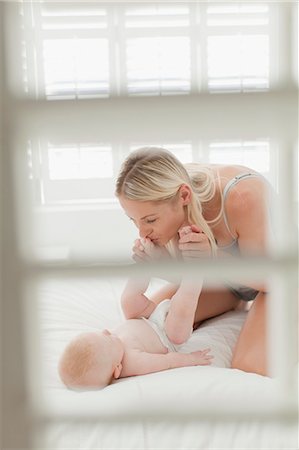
[18,2,276,99]
[21,1,110,99]
[30,141,115,205]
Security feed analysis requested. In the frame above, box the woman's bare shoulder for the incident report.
[223,173,269,241]
[215,164,261,180]
[187,162,267,203]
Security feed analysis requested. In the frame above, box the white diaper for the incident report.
[143,299,181,352]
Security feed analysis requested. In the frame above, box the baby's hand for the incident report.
[189,348,214,366]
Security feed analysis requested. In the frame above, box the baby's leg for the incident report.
[163,225,203,342]
[141,237,180,306]
[165,277,203,344]
[149,283,180,305]
[150,283,240,321]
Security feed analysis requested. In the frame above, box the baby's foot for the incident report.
[141,237,154,255]
[140,237,161,259]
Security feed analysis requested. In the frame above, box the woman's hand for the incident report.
[178,224,212,260]
[132,238,169,263]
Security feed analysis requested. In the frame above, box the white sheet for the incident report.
[37,276,298,450]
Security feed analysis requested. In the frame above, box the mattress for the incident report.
[36,276,298,450]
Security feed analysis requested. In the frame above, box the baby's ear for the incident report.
[113,363,122,379]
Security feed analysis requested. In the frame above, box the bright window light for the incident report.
[126,37,191,95]
[48,145,113,180]
[168,145,193,163]
[43,39,109,99]
[19,2,274,98]
[209,140,270,174]
[130,143,193,163]
[208,35,269,92]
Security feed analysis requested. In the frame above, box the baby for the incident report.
[59,300,213,390]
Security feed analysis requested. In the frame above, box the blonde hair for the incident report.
[185,162,224,226]
[115,147,220,255]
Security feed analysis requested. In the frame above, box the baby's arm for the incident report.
[121,348,213,377]
[165,226,203,345]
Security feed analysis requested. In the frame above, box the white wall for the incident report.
[33,208,136,263]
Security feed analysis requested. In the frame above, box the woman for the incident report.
[115,147,271,376]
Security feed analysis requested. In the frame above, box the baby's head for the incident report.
[58,329,125,390]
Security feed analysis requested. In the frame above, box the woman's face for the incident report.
[119,194,187,246]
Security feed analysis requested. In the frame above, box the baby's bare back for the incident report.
[114,319,168,354]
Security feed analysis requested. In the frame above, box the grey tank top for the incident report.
[219,172,263,253]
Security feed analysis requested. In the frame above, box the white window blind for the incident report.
[206,3,270,92]
[28,140,115,206]
[206,3,269,26]
[40,3,108,30]
[126,36,191,95]
[21,2,110,99]
[209,140,271,174]
[207,35,269,92]
[43,38,109,99]
[19,2,275,99]
[47,144,113,181]
[124,4,190,28]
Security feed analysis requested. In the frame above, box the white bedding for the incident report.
[37,276,298,450]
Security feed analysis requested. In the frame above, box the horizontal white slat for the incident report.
[207,3,269,15]
[11,90,297,142]
[41,2,108,17]
[22,256,298,280]
[41,20,108,31]
[124,4,190,17]
[207,2,270,26]
[40,3,108,30]
[124,15,190,28]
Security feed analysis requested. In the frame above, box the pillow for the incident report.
[179,309,247,367]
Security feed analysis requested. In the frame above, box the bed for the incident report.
[36,275,298,450]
